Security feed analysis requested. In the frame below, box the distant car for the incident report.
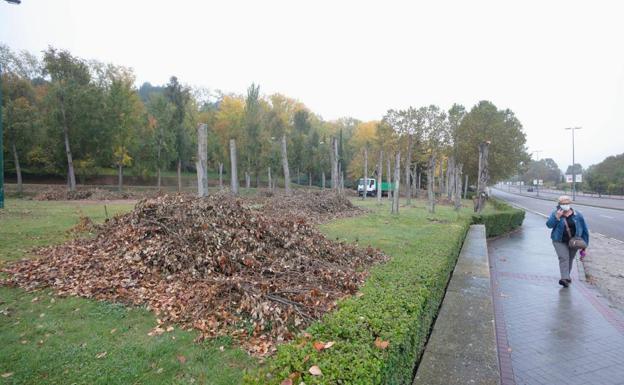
[527,187,534,192]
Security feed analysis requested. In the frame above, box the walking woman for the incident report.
[546,195,589,287]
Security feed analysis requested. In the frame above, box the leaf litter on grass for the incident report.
[2,192,387,355]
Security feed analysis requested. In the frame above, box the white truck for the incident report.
[357,178,377,197]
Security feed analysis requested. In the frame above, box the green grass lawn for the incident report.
[1,196,477,385]
[0,199,256,385]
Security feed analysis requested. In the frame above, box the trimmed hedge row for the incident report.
[244,214,471,385]
[471,199,525,238]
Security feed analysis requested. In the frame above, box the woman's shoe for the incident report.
[559,279,569,288]
[565,278,572,284]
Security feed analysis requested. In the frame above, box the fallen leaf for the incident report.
[177,355,187,364]
[219,346,224,352]
[96,351,107,359]
[110,328,117,334]
[308,365,322,376]
[313,341,325,351]
[1,372,14,378]
[374,337,389,350]
[280,379,293,385]
[324,341,335,349]
[166,326,174,332]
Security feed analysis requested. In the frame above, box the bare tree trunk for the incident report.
[386,156,392,201]
[410,167,417,201]
[245,171,251,190]
[405,134,413,205]
[230,139,239,195]
[340,171,344,193]
[118,164,123,192]
[321,171,325,190]
[177,160,182,192]
[196,123,208,197]
[392,152,400,214]
[438,158,445,196]
[309,172,312,188]
[268,167,272,190]
[297,168,300,185]
[218,162,223,190]
[427,154,436,213]
[60,101,76,192]
[12,143,23,195]
[417,171,422,198]
[281,135,291,195]
[156,140,162,191]
[377,150,383,204]
[454,163,463,211]
[332,137,340,190]
[464,174,469,199]
[446,157,454,198]
[362,146,368,200]
[476,141,490,213]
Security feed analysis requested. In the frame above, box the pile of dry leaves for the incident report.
[3,193,386,355]
[34,187,139,201]
[254,190,362,223]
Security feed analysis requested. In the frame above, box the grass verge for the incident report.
[0,199,256,384]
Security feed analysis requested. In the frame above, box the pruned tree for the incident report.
[196,123,208,197]
[476,141,490,213]
[230,139,239,195]
[392,151,400,214]
[281,134,291,194]
[377,149,383,204]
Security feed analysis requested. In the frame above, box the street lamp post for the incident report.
[565,127,581,201]
[1,0,23,209]
[0,63,4,209]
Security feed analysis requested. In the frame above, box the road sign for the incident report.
[566,174,583,183]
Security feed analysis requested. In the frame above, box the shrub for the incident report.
[244,209,471,385]
[471,199,525,237]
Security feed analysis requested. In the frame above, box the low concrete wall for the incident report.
[413,224,499,385]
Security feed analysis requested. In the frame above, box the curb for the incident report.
[493,188,624,212]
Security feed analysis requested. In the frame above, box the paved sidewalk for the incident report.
[414,225,498,385]
[489,212,624,385]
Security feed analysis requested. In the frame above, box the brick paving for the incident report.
[488,212,624,385]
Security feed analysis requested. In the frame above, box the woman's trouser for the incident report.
[552,241,577,280]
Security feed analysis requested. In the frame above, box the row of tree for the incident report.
[2,44,529,198]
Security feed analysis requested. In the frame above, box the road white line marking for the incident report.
[593,232,624,244]
[599,214,615,219]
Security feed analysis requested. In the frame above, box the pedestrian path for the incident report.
[489,212,624,385]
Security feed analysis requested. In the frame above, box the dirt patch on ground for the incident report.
[581,234,624,311]
[2,192,386,355]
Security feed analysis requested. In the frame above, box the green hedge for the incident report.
[244,213,470,385]
[471,199,525,238]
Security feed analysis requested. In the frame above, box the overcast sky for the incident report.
[2,0,623,170]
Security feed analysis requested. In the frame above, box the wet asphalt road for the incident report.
[492,188,624,242]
